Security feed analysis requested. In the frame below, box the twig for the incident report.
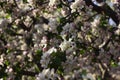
[84,0,119,25]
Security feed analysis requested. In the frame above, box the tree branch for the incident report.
[13,0,19,9]
[20,70,39,76]
[84,0,119,25]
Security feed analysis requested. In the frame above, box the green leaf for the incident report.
[6,49,11,54]
[82,69,87,75]
[3,77,7,80]
[5,14,11,19]
[5,60,9,66]
[97,76,102,80]
[36,50,42,55]
[80,49,85,54]
[110,60,118,67]
[49,51,66,70]
[35,64,40,72]
[57,66,64,75]
[23,0,28,3]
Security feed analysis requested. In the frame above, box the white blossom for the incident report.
[49,0,59,6]
[36,68,58,80]
[82,73,96,80]
[34,24,44,34]
[91,15,101,27]
[40,47,57,68]
[59,38,76,52]
[70,0,85,12]
[48,18,58,33]
[0,55,4,67]
[0,19,8,28]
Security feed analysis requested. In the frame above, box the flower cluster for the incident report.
[36,68,58,80]
[0,0,120,80]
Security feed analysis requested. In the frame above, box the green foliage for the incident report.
[0,1,7,8]
[49,51,66,71]
[23,0,28,3]
[0,0,120,80]
[79,49,85,55]
[110,60,118,67]
[97,76,102,80]
[82,69,87,76]
[0,66,7,78]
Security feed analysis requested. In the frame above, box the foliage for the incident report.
[0,0,120,80]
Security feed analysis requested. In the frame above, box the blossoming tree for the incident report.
[0,0,120,80]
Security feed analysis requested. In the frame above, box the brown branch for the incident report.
[19,70,39,76]
[84,0,119,25]
[13,0,19,9]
